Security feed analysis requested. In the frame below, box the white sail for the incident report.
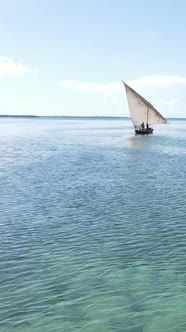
[123,82,167,128]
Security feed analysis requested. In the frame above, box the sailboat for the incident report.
[122,81,167,135]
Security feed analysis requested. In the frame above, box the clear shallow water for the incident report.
[0,118,186,332]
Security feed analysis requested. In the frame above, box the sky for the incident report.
[0,0,186,117]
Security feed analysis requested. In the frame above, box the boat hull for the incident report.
[135,128,153,135]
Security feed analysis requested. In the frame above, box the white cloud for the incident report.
[0,56,33,75]
[58,80,126,116]
[58,76,186,117]
[128,75,186,87]
[58,75,186,94]
[58,80,121,93]
[156,97,180,108]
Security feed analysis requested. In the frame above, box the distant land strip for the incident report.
[0,115,128,119]
[0,115,39,118]
[0,115,185,120]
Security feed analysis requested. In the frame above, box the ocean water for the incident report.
[0,117,186,332]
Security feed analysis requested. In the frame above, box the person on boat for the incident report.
[146,123,149,129]
[141,122,145,130]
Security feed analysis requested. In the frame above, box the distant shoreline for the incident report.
[0,115,39,118]
[0,115,185,120]
[0,115,129,119]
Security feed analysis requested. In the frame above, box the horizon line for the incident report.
[0,114,186,120]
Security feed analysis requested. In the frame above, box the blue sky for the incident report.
[0,0,186,117]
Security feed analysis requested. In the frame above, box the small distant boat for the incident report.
[122,81,167,135]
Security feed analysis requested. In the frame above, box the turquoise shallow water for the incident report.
[0,118,186,331]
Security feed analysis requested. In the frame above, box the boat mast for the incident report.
[147,104,150,125]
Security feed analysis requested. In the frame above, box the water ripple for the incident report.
[0,118,186,331]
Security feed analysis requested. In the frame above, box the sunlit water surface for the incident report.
[0,118,186,332]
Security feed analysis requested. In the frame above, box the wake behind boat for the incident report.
[122,81,167,135]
